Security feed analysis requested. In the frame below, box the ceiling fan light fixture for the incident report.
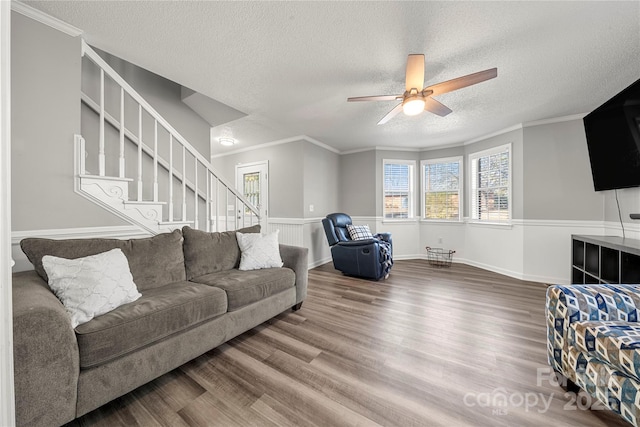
[402,96,425,116]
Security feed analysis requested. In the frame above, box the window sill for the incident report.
[467,220,513,229]
[382,218,419,225]
[420,219,465,225]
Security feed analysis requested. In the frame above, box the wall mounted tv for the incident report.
[584,77,640,191]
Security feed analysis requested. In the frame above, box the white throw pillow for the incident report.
[42,248,142,328]
[236,230,284,271]
[347,224,374,240]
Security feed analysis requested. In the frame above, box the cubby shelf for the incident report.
[572,235,640,284]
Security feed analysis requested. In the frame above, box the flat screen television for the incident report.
[584,77,640,191]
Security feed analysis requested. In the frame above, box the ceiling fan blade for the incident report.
[405,54,425,92]
[425,68,497,96]
[377,103,403,125]
[424,97,453,117]
[347,95,401,102]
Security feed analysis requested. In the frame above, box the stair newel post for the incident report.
[136,105,143,201]
[99,69,105,176]
[181,146,187,222]
[153,120,158,202]
[119,87,125,178]
[168,134,174,222]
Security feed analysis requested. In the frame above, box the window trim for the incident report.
[468,143,512,223]
[382,159,416,220]
[420,156,463,222]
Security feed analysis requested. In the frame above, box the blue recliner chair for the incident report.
[322,213,393,280]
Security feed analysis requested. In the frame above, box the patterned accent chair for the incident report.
[546,284,640,426]
[322,213,393,280]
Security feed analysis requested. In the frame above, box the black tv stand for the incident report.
[572,235,640,284]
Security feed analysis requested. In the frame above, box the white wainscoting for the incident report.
[267,217,331,268]
[355,216,612,285]
[10,218,620,284]
[266,218,304,247]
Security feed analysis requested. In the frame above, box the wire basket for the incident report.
[426,247,456,268]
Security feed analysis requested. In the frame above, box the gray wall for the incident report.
[211,139,340,220]
[523,120,603,220]
[303,141,339,218]
[339,150,376,216]
[604,188,640,226]
[211,141,305,218]
[11,12,126,231]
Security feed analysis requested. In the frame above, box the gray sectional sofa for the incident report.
[12,226,308,427]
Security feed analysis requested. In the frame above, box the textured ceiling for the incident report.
[23,1,640,155]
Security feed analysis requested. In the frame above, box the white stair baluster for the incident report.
[168,134,174,222]
[181,146,187,222]
[215,178,219,232]
[225,191,229,232]
[206,172,211,232]
[153,120,158,202]
[119,87,125,178]
[193,158,198,229]
[99,69,105,176]
[137,105,143,201]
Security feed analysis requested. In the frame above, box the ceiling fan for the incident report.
[348,54,497,125]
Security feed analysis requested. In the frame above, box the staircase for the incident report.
[75,41,258,234]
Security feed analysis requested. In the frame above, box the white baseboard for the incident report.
[309,257,332,269]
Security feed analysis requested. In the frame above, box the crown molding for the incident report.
[12,1,83,37]
[212,134,339,159]
[212,112,589,158]
[340,147,376,155]
[464,124,523,145]
[523,113,588,128]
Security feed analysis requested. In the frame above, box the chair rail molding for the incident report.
[11,226,150,273]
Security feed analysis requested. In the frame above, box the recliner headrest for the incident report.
[326,213,352,228]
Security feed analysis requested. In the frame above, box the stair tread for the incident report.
[124,200,167,206]
[80,174,134,182]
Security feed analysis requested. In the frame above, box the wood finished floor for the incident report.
[66,260,630,427]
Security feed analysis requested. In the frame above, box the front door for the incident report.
[235,161,268,230]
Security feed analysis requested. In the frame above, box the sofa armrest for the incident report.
[546,284,640,376]
[13,271,79,427]
[279,244,308,305]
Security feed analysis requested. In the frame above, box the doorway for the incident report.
[235,161,268,230]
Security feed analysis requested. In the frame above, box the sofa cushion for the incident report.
[190,267,295,311]
[75,281,227,368]
[182,225,260,280]
[21,229,185,291]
